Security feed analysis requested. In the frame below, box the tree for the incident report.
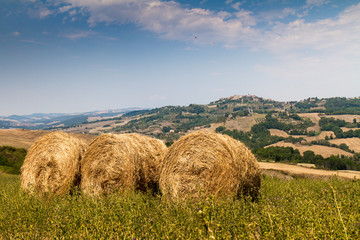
[303,151,316,163]
[215,126,226,133]
[162,126,171,133]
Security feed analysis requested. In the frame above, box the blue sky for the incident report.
[1,0,360,115]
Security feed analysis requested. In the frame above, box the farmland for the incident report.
[1,172,360,239]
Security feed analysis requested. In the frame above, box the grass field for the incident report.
[1,173,360,239]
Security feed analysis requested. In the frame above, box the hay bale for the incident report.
[80,133,167,196]
[20,132,88,195]
[159,131,261,200]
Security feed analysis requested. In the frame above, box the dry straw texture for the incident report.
[80,133,167,196]
[159,131,261,200]
[20,132,88,195]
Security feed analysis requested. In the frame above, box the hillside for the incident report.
[1,95,360,171]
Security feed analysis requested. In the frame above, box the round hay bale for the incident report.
[80,133,167,196]
[20,132,88,195]
[159,131,261,200]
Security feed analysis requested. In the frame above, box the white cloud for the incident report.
[260,3,360,54]
[12,31,22,37]
[53,0,360,55]
[225,0,233,4]
[232,2,242,11]
[59,5,72,13]
[39,8,53,18]
[61,30,96,40]
[19,39,46,44]
[59,0,258,45]
[306,0,329,7]
[258,7,296,24]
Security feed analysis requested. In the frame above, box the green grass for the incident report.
[1,173,360,239]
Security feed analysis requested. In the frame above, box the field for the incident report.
[329,138,360,153]
[259,162,360,180]
[268,141,353,158]
[1,172,360,239]
[0,129,95,150]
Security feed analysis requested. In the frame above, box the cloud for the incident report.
[232,2,242,11]
[59,5,72,13]
[12,31,22,37]
[61,30,96,40]
[58,0,258,45]
[258,7,296,24]
[259,3,360,54]
[19,39,46,45]
[39,8,53,18]
[52,0,360,55]
[305,0,329,7]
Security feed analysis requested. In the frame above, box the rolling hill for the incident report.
[1,95,360,171]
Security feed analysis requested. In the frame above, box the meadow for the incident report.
[1,173,360,239]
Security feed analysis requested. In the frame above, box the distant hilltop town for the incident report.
[219,94,272,102]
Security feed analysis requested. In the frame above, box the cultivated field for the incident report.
[0,129,48,149]
[327,114,360,123]
[225,114,266,132]
[269,129,289,138]
[0,129,95,149]
[259,162,360,180]
[298,113,322,132]
[304,131,335,142]
[268,141,353,158]
[329,138,360,153]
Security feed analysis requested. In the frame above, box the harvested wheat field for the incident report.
[327,114,360,123]
[329,138,360,153]
[259,162,360,180]
[341,127,360,131]
[269,129,289,138]
[0,129,49,149]
[159,131,261,201]
[20,132,88,195]
[298,113,322,132]
[304,131,335,142]
[80,133,167,196]
[298,113,322,123]
[0,129,95,149]
[268,141,353,158]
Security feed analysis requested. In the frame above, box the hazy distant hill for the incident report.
[0,108,144,130]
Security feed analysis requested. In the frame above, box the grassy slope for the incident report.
[1,173,360,239]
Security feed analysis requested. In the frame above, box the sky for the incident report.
[1,0,360,115]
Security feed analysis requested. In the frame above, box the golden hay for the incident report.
[159,131,261,200]
[20,132,88,195]
[80,133,167,196]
